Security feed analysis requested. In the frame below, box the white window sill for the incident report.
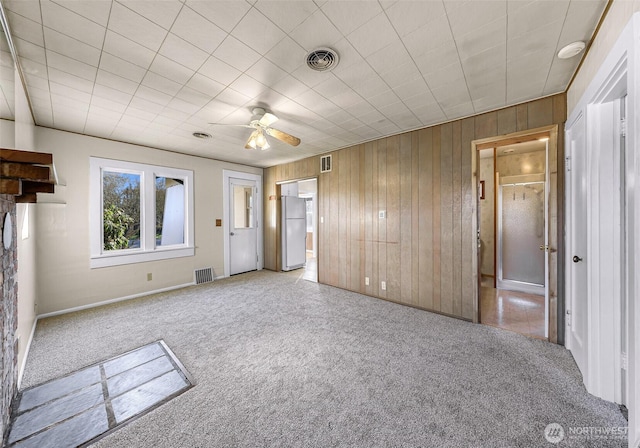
[90,246,195,269]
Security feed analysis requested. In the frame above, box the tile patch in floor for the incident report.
[12,406,108,448]
[111,370,191,422]
[6,341,192,448]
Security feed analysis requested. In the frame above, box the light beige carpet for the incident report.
[22,270,627,447]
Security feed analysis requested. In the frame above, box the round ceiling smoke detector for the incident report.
[192,132,212,139]
[306,47,339,72]
[558,41,586,59]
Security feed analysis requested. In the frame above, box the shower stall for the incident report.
[497,176,547,295]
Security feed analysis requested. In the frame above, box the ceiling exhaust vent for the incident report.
[306,47,339,72]
[320,154,332,173]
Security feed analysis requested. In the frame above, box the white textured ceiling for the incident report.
[1,0,606,168]
[0,27,15,119]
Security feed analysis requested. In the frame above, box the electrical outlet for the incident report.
[147,273,152,281]
[365,276,369,286]
[381,281,386,290]
[379,210,386,219]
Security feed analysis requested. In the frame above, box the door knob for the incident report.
[230,232,235,236]
[572,255,583,263]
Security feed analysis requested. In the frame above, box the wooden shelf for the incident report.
[0,148,55,203]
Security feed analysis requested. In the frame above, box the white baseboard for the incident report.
[496,279,544,295]
[36,282,195,320]
[18,318,38,389]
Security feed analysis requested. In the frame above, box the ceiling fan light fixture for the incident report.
[256,130,270,150]
[246,129,270,150]
[558,41,586,59]
[246,130,258,149]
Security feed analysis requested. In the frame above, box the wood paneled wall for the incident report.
[264,94,566,323]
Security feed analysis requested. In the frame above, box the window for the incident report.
[90,158,194,268]
[156,176,185,246]
[233,185,254,229]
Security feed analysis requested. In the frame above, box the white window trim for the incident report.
[90,157,194,268]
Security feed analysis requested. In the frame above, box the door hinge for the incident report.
[257,254,259,263]
[621,352,628,370]
[620,117,627,137]
[565,156,571,171]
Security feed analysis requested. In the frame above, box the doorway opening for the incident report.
[279,178,318,282]
[476,134,552,341]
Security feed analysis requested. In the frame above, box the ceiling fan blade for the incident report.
[209,123,253,128]
[265,127,301,147]
[245,130,259,149]
[258,112,278,127]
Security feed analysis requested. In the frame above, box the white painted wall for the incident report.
[33,126,261,315]
[0,119,14,147]
[13,66,37,383]
[568,1,640,113]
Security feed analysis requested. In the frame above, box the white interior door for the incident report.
[568,118,589,376]
[229,178,257,275]
[544,141,550,338]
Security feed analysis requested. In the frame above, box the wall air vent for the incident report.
[306,47,339,72]
[320,155,332,173]
[194,267,213,284]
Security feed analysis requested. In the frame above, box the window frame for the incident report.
[90,157,194,268]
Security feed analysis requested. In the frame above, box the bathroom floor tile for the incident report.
[480,286,546,340]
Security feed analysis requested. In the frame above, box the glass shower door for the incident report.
[498,182,545,293]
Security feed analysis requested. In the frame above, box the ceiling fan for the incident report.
[211,107,301,150]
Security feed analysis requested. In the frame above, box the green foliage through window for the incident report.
[102,171,141,250]
[103,204,134,250]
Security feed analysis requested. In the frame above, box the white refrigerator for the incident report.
[281,196,307,271]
